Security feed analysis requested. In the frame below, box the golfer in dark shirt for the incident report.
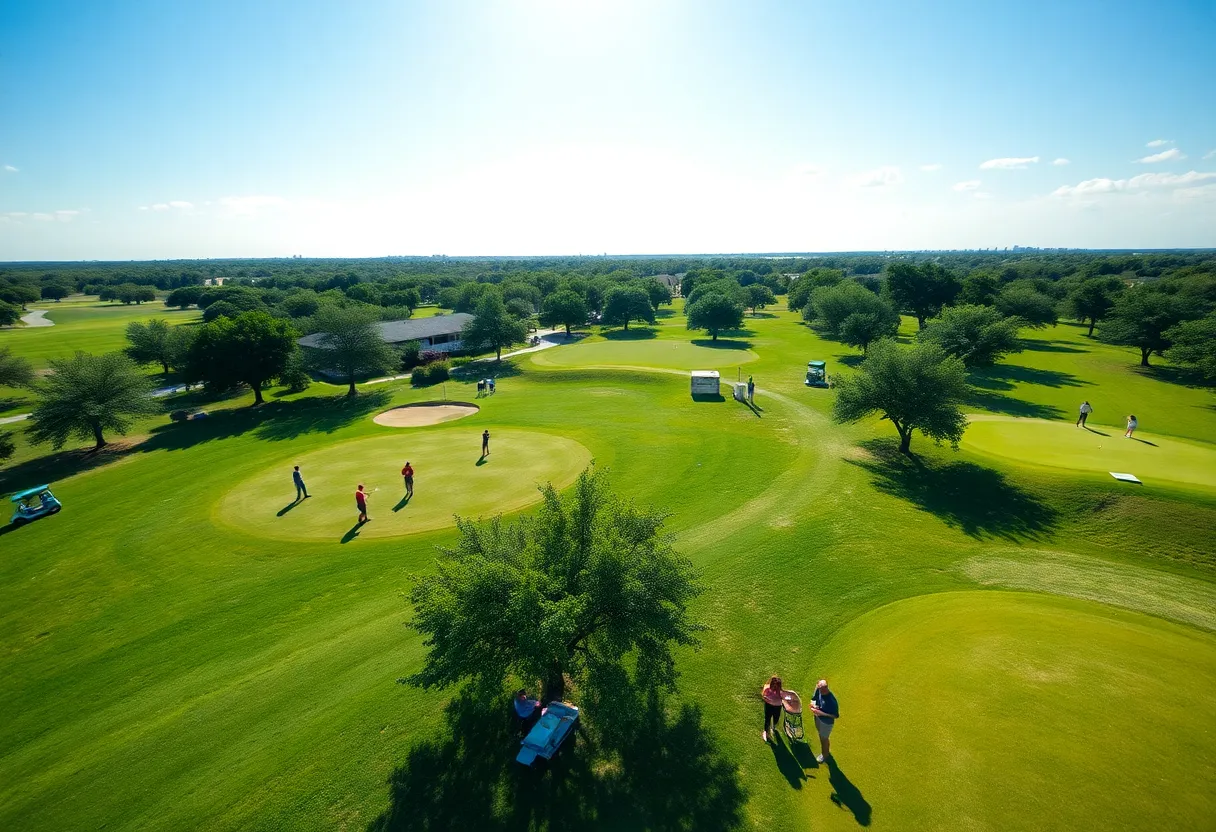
[292,466,309,500]
[811,678,839,762]
[482,430,490,457]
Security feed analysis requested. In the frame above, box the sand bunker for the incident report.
[373,402,479,427]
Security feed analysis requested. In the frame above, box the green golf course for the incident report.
[1,298,1214,831]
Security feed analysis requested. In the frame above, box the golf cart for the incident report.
[9,485,62,527]
[516,701,579,766]
[805,360,829,388]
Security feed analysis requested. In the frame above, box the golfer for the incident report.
[402,461,414,497]
[482,429,491,457]
[292,465,310,501]
[1125,414,1138,439]
[747,375,755,404]
[810,678,839,762]
[514,688,541,735]
[761,675,785,742]
[1076,401,1093,427]
[355,484,369,523]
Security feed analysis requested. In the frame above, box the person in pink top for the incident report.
[761,675,785,742]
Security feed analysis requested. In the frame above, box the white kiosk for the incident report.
[690,370,720,396]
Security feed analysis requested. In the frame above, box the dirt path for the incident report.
[20,309,53,327]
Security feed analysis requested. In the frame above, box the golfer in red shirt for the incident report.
[355,484,369,523]
[402,462,415,498]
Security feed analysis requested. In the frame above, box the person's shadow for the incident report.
[340,520,365,543]
[1130,437,1158,446]
[769,735,812,788]
[1082,426,1110,436]
[393,494,411,513]
[277,500,301,517]
[826,757,872,826]
[476,456,488,466]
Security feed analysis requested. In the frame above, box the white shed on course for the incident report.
[690,370,720,396]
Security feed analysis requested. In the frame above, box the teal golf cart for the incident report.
[805,360,829,388]
[9,485,62,527]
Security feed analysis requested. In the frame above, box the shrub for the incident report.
[451,356,473,368]
[400,340,422,370]
[419,349,446,364]
[411,359,451,386]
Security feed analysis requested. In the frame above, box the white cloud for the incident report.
[1204,149,1216,160]
[219,195,290,215]
[979,156,1039,170]
[151,203,170,211]
[953,180,982,191]
[1052,170,1216,198]
[4,211,26,217]
[919,163,943,172]
[32,213,55,221]
[1051,158,1071,166]
[168,200,194,209]
[54,210,80,221]
[3,165,17,173]
[853,166,904,188]
[1134,148,1186,163]
[1146,139,1173,148]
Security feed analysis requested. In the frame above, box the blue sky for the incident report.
[1,0,1214,259]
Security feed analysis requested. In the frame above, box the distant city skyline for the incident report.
[2,0,1214,259]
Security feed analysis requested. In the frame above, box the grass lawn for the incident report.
[0,300,1213,831]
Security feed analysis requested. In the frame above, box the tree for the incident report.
[28,352,157,450]
[305,305,398,395]
[115,284,156,305]
[958,271,1000,306]
[0,430,13,463]
[40,284,70,302]
[0,284,40,309]
[686,278,747,309]
[0,300,20,326]
[1064,277,1122,336]
[539,290,588,335]
[601,286,655,331]
[1098,289,1186,367]
[787,268,843,312]
[408,467,702,703]
[833,340,969,454]
[686,294,745,341]
[1165,312,1216,381]
[164,325,197,371]
[505,297,536,325]
[125,319,178,373]
[0,347,36,387]
[165,286,203,309]
[185,311,297,404]
[461,292,528,360]
[918,304,1023,368]
[279,290,321,318]
[805,280,900,351]
[640,278,673,310]
[995,285,1058,328]
[202,300,241,323]
[884,262,961,329]
[745,284,776,314]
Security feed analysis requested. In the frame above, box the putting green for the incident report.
[531,338,758,370]
[810,591,1216,830]
[962,415,1216,491]
[215,429,592,541]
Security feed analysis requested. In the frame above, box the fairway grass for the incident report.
[2,301,1215,831]
[811,591,1216,831]
[962,414,1216,491]
[216,428,593,540]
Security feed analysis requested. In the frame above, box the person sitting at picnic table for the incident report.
[514,689,541,733]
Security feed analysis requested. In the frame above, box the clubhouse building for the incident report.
[298,312,473,354]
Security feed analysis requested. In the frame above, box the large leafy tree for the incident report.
[787,268,844,312]
[0,300,20,326]
[995,285,1058,328]
[185,311,297,404]
[601,286,656,331]
[461,292,528,360]
[805,280,900,352]
[745,284,776,314]
[124,319,179,373]
[28,352,157,450]
[884,263,961,329]
[686,293,744,341]
[1165,312,1216,381]
[640,278,673,310]
[918,304,1023,368]
[0,284,40,310]
[539,289,588,335]
[0,347,36,387]
[1098,289,1186,367]
[1064,277,1123,336]
[41,284,70,302]
[305,305,397,395]
[833,339,969,454]
[408,467,703,702]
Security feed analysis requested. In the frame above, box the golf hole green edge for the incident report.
[213,428,593,542]
[806,590,1216,830]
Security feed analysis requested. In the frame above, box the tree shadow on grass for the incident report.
[601,327,658,341]
[0,391,393,491]
[1134,364,1215,391]
[975,364,1090,389]
[845,441,1057,541]
[368,680,745,832]
[1019,339,1087,354]
[453,358,525,381]
[964,388,1064,420]
[692,338,753,350]
[838,355,865,368]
